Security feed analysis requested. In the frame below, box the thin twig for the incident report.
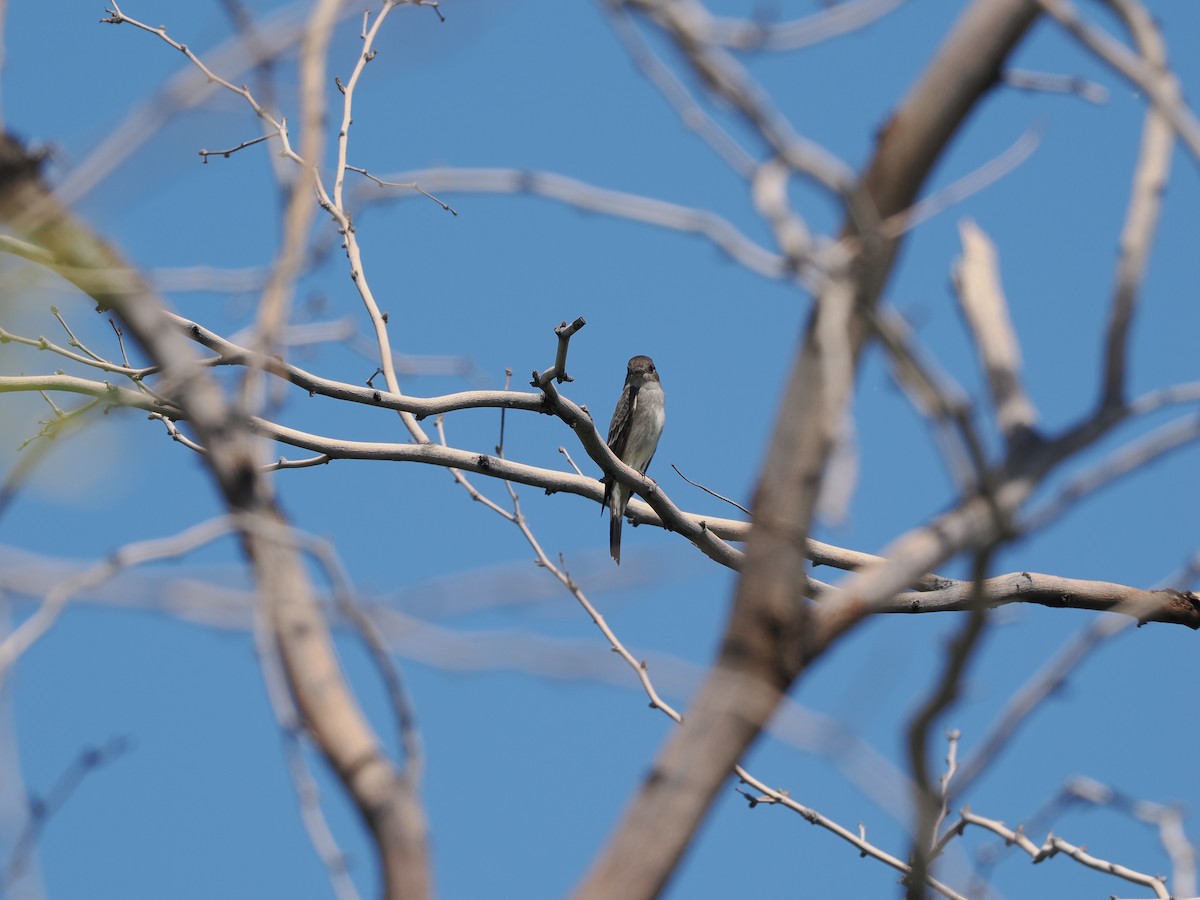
[345,164,458,214]
[949,807,1171,899]
[1003,68,1108,103]
[198,132,275,162]
[669,463,749,515]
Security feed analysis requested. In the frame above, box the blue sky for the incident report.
[1,1,1198,898]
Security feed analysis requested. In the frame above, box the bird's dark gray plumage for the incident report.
[603,355,665,563]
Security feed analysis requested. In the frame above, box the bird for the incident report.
[603,355,665,564]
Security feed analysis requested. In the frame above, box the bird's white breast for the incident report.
[626,381,665,473]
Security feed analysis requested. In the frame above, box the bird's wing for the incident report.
[603,382,636,512]
[606,383,636,459]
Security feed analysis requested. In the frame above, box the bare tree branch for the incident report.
[941,807,1171,899]
[2,1,1197,893]
[0,130,432,898]
[1034,0,1200,165]
[905,552,994,899]
[953,218,1039,447]
[576,3,1043,896]
[1098,0,1173,409]
[4,346,1198,632]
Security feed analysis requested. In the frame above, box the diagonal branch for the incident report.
[1098,0,1173,409]
[575,3,1043,897]
[1033,0,1200,165]
[0,131,431,899]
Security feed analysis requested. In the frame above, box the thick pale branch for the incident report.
[1099,0,1172,408]
[577,4,1043,896]
[6,370,1196,630]
[179,312,553,416]
[0,360,743,569]
[0,132,431,899]
[0,373,176,415]
[953,218,1039,445]
[886,571,1198,628]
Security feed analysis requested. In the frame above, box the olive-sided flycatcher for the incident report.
[603,355,665,564]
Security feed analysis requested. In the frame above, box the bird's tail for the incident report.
[609,510,623,564]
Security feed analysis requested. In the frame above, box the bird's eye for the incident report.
[649,365,656,372]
